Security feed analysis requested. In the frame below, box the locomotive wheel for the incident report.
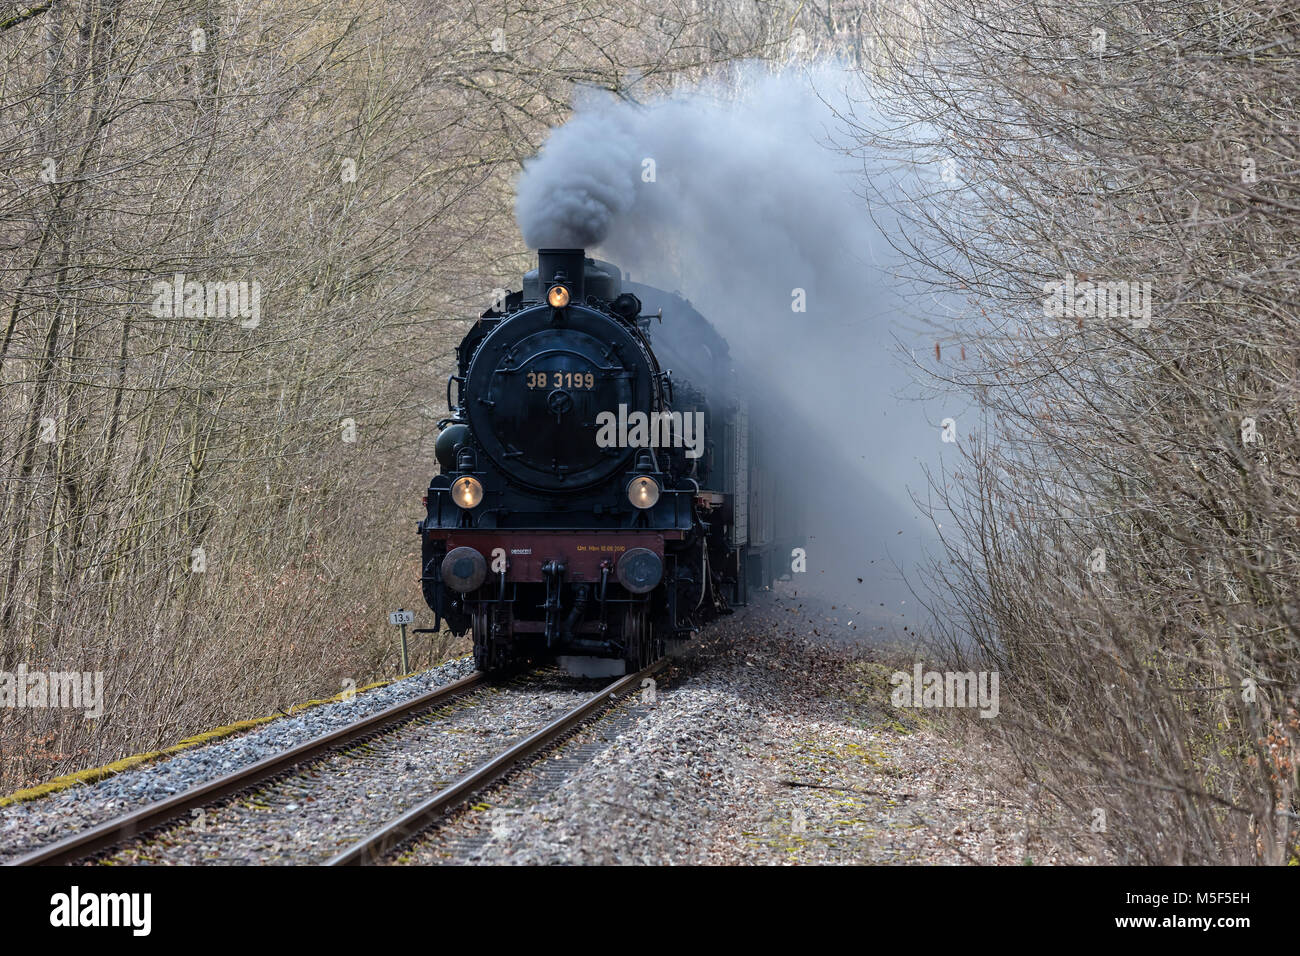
[472,605,512,677]
[622,603,656,671]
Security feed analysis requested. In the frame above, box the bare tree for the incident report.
[839,0,1299,863]
[0,0,792,791]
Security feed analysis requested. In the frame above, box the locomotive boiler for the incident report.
[418,248,800,675]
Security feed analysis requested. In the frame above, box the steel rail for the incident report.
[7,671,487,866]
[327,661,666,865]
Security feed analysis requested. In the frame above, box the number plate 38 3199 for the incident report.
[525,370,594,390]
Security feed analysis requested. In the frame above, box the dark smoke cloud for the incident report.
[516,64,955,636]
[515,105,640,248]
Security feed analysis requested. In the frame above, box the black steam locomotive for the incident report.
[418,249,801,675]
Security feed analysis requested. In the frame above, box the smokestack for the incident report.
[538,248,586,300]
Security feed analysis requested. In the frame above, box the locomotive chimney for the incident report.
[538,248,585,301]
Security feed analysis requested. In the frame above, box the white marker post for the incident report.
[389,609,414,673]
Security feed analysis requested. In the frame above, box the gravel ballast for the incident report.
[0,656,477,863]
[404,584,1103,865]
[101,671,607,864]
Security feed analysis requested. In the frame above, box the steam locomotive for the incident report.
[418,249,802,675]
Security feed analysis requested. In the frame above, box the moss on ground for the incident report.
[0,663,460,808]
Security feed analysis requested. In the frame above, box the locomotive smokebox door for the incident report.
[463,291,654,493]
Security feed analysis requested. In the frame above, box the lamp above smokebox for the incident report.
[539,248,585,308]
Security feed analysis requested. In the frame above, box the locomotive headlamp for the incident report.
[626,475,660,509]
[451,475,484,509]
[547,285,571,308]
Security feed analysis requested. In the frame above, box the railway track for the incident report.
[329,661,664,864]
[7,662,663,866]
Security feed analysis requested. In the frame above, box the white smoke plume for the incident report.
[515,64,953,634]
